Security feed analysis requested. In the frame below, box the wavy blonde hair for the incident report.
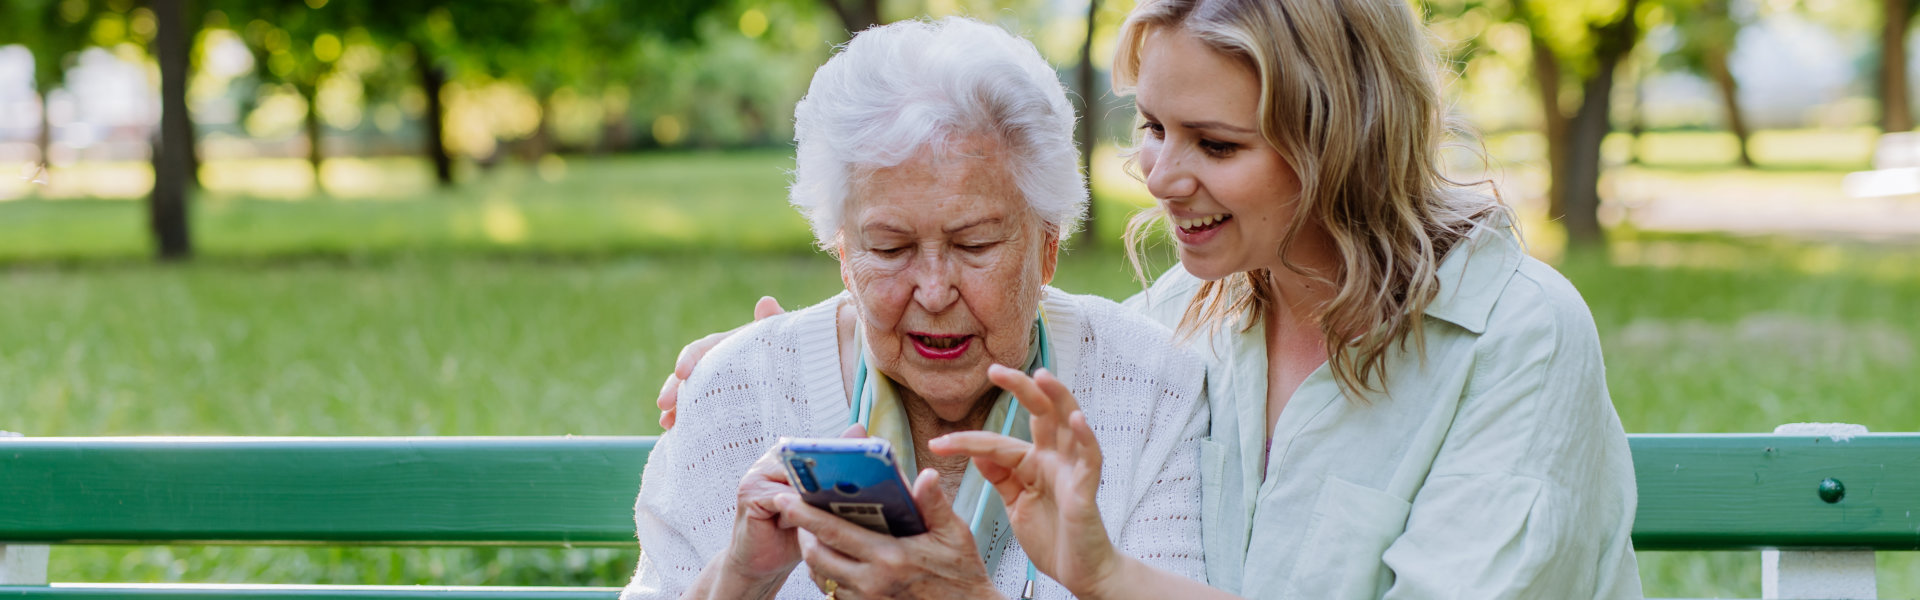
[1115,0,1505,398]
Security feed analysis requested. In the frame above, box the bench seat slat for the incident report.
[0,438,653,545]
[1630,433,1920,550]
[0,585,617,598]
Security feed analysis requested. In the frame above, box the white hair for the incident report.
[790,17,1087,246]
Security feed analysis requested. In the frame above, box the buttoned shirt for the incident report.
[1126,218,1643,599]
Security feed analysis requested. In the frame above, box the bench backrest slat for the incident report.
[4,434,1917,550]
[0,437,652,545]
[1629,433,1920,551]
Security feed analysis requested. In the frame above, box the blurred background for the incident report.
[3,0,1917,595]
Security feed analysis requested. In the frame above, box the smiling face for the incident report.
[1134,26,1307,281]
[838,137,1060,421]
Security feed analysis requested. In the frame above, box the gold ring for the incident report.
[822,578,838,600]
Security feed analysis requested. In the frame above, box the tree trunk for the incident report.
[151,0,193,260]
[1562,68,1616,246]
[1627,57,1647,166]
[529,90,553,160]
[1705,48,1755,167]
[1883,0,1913,133]
[1076,0,1101,246]
[822,0,883,36]
[419,50,453,187]
[186,104,202,189]
[1561,0,1643,248]
[303,84,326,191]
[36,86,53,166]
[1527,34,1570,221]
[598,110,630,154]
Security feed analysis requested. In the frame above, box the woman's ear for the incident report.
[836,234,851,290]
[1040,227,1061,286]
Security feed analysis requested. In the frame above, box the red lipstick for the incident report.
[908,333,973,360]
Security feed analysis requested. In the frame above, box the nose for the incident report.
[1142,141,1199,201]
[910,247,960,313]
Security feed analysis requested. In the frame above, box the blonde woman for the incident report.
[661,0,1641,597]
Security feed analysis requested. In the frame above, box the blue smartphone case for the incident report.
[778,437,930,537]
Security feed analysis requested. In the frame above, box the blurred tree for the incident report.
[216,0,362,186]
[1077,0,1101,246]
[153,0,193,259]
[354,0,715,184]
[1522,0,1651,246]
[1431,0,1683,245]
[1666,0,1754,166]
[352,0,543,185]
[1881,0,1916,132]
[490,0,710,159]
[820,0,883,35]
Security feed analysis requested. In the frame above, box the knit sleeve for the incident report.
[622,299,848,600]
[1110,347,1210,584]
[1069,295,1211,587]
[621,421,724,600]
[620,325,784,599]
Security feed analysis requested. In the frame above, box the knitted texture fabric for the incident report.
[621,287,1210,599]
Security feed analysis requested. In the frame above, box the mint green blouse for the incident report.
[1126,220,1643,599]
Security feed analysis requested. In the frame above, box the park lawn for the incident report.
[4,149,1919,596]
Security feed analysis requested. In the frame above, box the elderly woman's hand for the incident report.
[722,421,861,587]
[777,467,1002,600]
[656,296,786,430]
[928,365,1123,598]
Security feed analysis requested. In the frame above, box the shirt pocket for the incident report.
[1286,475,1412,600]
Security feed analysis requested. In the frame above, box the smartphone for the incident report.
[778,437,929,537]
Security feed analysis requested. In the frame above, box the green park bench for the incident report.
[3,429,1917,600]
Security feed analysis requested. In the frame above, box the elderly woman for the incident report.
[619,17,1208,600]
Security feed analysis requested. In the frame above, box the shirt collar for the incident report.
[1421,212,1526,334]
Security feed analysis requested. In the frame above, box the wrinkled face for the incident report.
[839,139,1059,421]
[1134,26,1304,281]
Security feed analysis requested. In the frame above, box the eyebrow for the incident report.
[944,216,1002,234]
[860,216,1003,236]
[1139,108,1257,135]
[1183,120,1258,134]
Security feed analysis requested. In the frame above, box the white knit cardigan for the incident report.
[621,287,1210,600]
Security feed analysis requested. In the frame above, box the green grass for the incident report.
[5,149,1919,597]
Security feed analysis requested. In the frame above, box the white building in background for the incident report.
[0,45,157,163]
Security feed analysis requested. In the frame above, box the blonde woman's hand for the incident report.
[657,296,785,429]
[928,365,1121,598]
